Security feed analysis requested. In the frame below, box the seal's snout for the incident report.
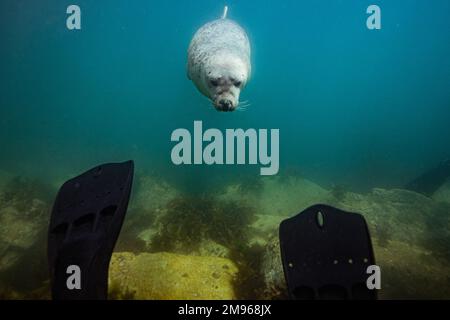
[218,99,233,111]
[215,99,235,112]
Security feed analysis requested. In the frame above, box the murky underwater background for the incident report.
[0,0,449,299]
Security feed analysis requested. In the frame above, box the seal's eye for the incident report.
[210,79,219,87]
[234,81,242,87]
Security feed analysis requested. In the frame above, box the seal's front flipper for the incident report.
[48,161,134,300]
[279,204,376,300]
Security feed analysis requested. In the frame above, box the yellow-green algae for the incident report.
[108,252,238,300]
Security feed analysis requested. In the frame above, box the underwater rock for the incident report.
[249,214,284,247]
[374,239,450,299]
[259,235,287,300]
[137,226,232,259]
[0,170,13,190]
[337,188,450,254]
[260,176,331,216]
[115,175,180,252]
[0,191,49,297]
[218,176,331,217]
[192,240,231,259]
[432,179,450,205]
[251,215,283,234]
[404,160,450,196]
[339,188,424,242]
[108,252,238,300]
[149,196,255,256]
[131,175,179,214]
[136,227,158,248]
[0,199,48,272]
[0,176,54,209]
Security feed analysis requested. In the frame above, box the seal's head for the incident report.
[204,55,248,112]
[187,11,251,113]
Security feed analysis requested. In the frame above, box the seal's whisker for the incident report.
[238,100,251,106]
[237,105,249,111]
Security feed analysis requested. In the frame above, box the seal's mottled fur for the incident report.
[187,8,251,111]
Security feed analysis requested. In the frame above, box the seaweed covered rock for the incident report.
[249,214,284,247]
[131,175,180,214]
[0,170,13,190]
[108,252,238,299]
[338,188,450,260]
[259,235,287,300]
[0,176,53,210]
[145,196,263,299]
[150,196,256,255]
[218,176,331,217]
[433,180,450,205]
[192,240,231,259]
[374,239,450,299]
[0,188,49,272]
[0,176,51,296]
[115,174,180,252]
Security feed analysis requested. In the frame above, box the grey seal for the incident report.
[187,6,251,112]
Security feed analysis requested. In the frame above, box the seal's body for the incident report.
[188,7,251,112]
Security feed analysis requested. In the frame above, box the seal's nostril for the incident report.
[219,100,233,111]
[219,100,228,110]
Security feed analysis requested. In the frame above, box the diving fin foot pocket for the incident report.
[48,161,134,300]
[279,204,376,300]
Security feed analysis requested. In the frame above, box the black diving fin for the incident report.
[48,161,134,300]
[279,204,377,300]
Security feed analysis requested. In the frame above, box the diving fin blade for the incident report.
[48,161,134,300]
[279,204,377,300]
